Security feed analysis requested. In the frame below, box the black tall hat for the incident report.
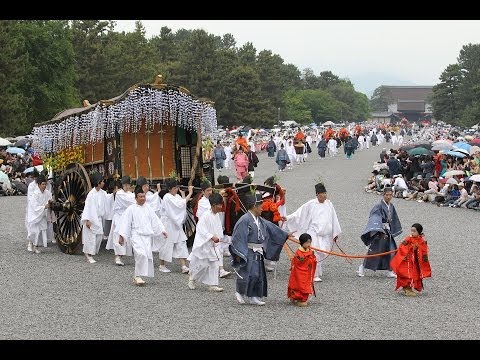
[200,180,212,191]
[245,192,263,209]
[315,182,327,194]
[165,178,178,190]
[121,176,131,185]
[209,192,224,206]
[134,184,144,196]
[217,175,230,184]
[136,176,148,187]
[90,173,103,187]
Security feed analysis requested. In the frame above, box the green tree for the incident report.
[302,68,320,89]
[255,50,286,118]
[431,64,462,124]
[71,20,118,102]
[0,21,31,136]
[318,70,341,90]
[370,85,394,112]
[19,20,79,125]
[238,42,257,67]
[222,65,269,127]
[283,90,312,124]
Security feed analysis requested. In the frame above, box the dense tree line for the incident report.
[0,20,371,137]
[431,43,480,127]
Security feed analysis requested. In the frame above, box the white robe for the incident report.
[25,181,38,232]
[81,188,106,255]
[223,146,232,169]
[196,195,211,221]
[106,189,135,255]
[327,139,337,156]
[286,144,296,165]
[156,193,188,262]
[27,187,52,247]
[146,191,161,215]
[286,198,342,275]
[118,203,166,278]
[187,210,223,286]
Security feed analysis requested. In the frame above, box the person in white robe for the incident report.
[285,140,296,170]
[156,178,193,273]
[187,193,225,292]
[118,185,167,286]
[103,182,116,240]
[223,142,232,169]
[106,176,135,265]
[327,138,337,157]
[195,180,214,221]
[25,170,40,252]
[80,173,106,263]
[196,180,231,279]
[358,135,364,150]
[286,182,341,282]
[136,176,162,218]
[26,175,52,254]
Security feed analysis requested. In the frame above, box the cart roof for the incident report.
[32,78,216,155]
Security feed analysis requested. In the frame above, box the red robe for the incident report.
[390,235,431,292]
[288,247,317,302]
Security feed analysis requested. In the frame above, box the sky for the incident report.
[114,20,480,96]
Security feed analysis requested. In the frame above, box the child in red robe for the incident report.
[390,223,432,297]
[287,233,317,307]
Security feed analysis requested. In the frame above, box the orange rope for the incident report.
[287,238,398,259]
[283,243,294,260]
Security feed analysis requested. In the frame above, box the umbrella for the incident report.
[470,146,480,155]
[432,139,453,145]
[432,144,453,151]
[465,135,474,141]
[415,143,432,150]
[443,170,465,178]
[399,144,416,151]
[323,121,335,126]
[23,165,43,174]
[6,147,26,155]
[469,138,480,146]
[13,138,30,148]
[446,150,466,158]
[452,147,470,156]
[446,178,458,185]
[452,142,471,151]
[0,137,12,146]
[467,174,480,182]
[408,147,434,156]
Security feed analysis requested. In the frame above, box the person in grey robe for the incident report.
[357,186,402,278]
[230,193,295,305]
[212,141,226,171]
[317,137,327,158]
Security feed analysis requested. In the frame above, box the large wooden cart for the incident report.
[32,75,217,254]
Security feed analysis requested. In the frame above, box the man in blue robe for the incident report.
[357,186,402,278]
[230,192,295,305]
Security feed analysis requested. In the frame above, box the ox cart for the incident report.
[32,75,217,254]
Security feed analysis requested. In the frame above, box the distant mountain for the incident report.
[345,72,420,98]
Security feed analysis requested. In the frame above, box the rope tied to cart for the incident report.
[286,237,398,259]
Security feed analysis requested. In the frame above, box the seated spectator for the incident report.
[392,174,408,197]
[452,182,469,208]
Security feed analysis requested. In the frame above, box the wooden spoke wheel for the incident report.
[53,163,91,254]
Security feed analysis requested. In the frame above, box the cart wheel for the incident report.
[184,203,196,248]
[53,163,91,254]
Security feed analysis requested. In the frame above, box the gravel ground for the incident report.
[1,141,479,340]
